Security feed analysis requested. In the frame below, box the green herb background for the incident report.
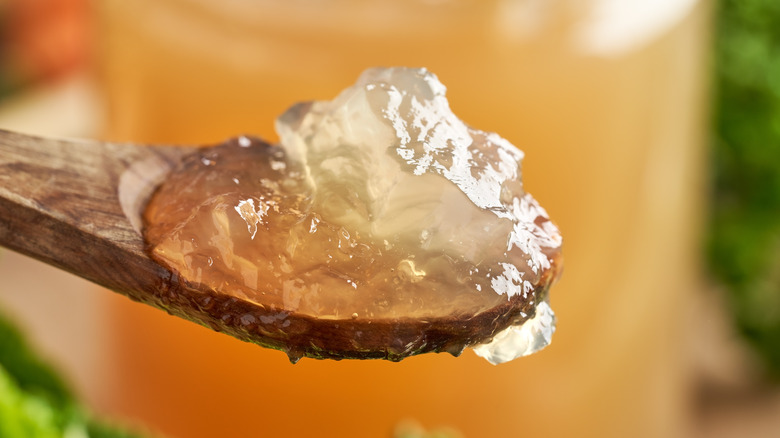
[709,0,780,378]
[0,311,149,438]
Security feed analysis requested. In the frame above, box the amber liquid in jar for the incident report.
[96,1,710,437]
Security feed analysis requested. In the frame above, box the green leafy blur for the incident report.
[0,311,153,438]
[710,0,780,377]
[0,7,8,99]
[0,5,13,101]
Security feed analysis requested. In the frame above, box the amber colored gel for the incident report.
[142,68,562,362]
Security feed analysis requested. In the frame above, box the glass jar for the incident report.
[95,1,711,436]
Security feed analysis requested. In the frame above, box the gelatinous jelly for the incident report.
[143,67,562,363]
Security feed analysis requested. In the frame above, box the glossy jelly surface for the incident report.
[143,67,562,362]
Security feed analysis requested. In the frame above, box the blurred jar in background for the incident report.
[96,1,711,437]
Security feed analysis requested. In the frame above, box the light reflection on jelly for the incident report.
[473,301,556,365]
[143,67,562,362]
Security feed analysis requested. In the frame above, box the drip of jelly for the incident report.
[472,301,556,365]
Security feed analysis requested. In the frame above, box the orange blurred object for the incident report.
[3,0,89,82]
[95,1,711,437]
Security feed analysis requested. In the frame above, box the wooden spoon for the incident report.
[0,128,192,312]
[0,129,543,363]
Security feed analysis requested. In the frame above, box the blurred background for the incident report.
[0,0,778,437]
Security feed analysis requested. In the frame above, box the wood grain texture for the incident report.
[0,129,191,310]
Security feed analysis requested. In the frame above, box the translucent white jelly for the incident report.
[144,67,562,363]
[473,301,557,364]
[276,67,538,266]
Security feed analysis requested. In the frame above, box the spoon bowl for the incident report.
[0,129,552,363]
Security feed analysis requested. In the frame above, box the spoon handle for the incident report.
[0,129,189,304]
